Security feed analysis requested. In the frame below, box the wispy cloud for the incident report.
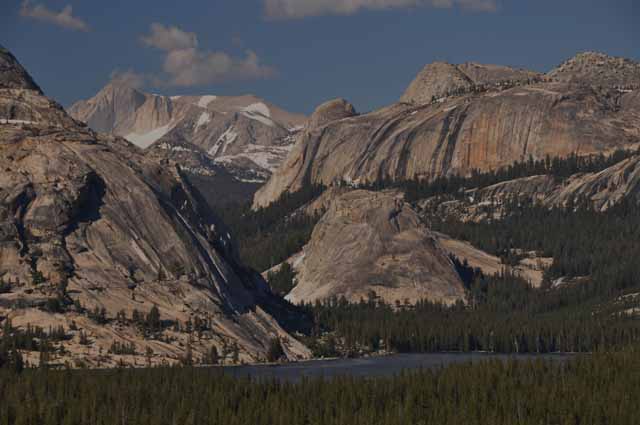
[138,23,276,87]
[264,0,498,20]
[20,1,90,31]
[109,69,147,89]
[140,23,198,52]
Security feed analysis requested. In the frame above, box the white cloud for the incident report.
[140,23,198,51]
[109,69,147,89]
[264,0,497,19]
[20,1,90,31]
[139,24,276,87]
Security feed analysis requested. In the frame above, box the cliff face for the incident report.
[255,73,640,208]
[69,85,306,183]
[285,190,466,305]
[0,48,309,366]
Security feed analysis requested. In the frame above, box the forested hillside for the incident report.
[243,150,640,356]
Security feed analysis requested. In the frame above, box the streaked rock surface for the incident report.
[254,53,640,208]
[285,190,466,305]
[0,47,310,367]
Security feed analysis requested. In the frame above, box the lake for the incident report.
[223,352,573,382]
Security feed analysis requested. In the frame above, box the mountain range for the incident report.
[254,52,640,208]
[69,83,307,185]
[2,45,640,366]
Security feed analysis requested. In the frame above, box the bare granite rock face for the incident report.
[400,62,474,105]
[285,190,466,305]
[69,84,307,183]
[254,53,640,208]
[308,98,357,128]
[0,48,310,366]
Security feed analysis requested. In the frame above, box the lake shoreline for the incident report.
[220,352,577,382]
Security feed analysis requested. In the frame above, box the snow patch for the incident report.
[0,119,38,125]
[125,124,173,149]
[241,112,275,127]
[242,102,271,117]
[198,95,217,108]
[195,112,211,132]
[157,142,195,153]
[208,126,238,156]
[170,96,182,100]
[214,144,293,172]
[241,102,276,127]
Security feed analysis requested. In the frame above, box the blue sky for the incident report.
[2,0,638,114]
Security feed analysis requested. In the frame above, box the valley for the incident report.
[3,45,640,368]
[2,7,640,419]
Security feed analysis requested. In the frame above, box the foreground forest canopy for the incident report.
[0,349,638,425]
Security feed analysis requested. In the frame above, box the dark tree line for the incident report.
[301,195,640,355]
[303,275,640,356]
[212,183,326,272]
[1,349,639,424]
[362,149,638,203]
[429,198,640,304]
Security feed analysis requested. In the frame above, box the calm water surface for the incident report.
[223,353,573,382]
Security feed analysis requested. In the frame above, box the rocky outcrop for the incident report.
[434,232,551,288]
[285,190,466,305]
[0,48,310,366]
[69,85,307,183]
[401,62,474,105]
[548,52,640,87]
[0,45,41,92]
[308,98,357,128]
[254,53,640,208]
[458,62,542,86]
[419,155,640,222]
[400,61,542,105]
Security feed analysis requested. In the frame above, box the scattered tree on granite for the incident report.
[202,345,219,365]
[146,305,161,334]
[30,269,46,285]
[266,262,297,295]
[88,306,108,324]
[0,279,11,294]
[108,341,136,355]
[266,337,285,362]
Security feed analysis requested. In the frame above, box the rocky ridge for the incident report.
[69,83,307,183]
[254,52,640,208]
[0,47,309,367]
[283,190,466,305]
[548,51,640,88]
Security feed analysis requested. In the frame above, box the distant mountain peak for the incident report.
[400,60,542,105]
[400,62,474,105]
[0,45,43,93]
[309,98,357,128]
[68,81,307,182]
[549,51,640,87]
